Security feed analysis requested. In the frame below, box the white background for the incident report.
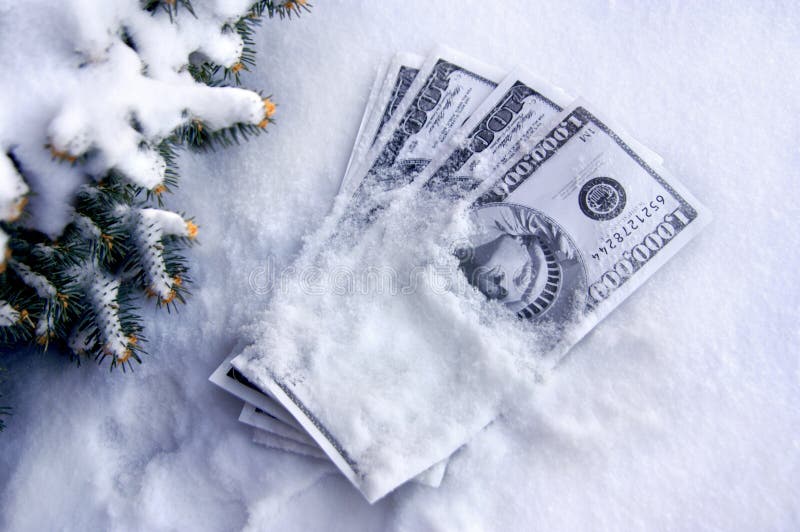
[2,1,799,530]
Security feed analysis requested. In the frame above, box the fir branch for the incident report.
[0,278,40,345]
[124,208,195,306]
[77,266,142,367]
[143,0,197,23]
[250,0,312,20]
[187,1,313,86]
[173,120,268,152]
[0,367,9,431]
[6,255,77,347]
[148,142,180,205]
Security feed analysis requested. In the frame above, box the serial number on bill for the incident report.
[592,195,666,260]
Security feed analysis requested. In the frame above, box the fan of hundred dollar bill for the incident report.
[210,46,710,502]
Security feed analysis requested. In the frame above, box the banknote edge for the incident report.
[209,355,305,430]
[240,402,318,446]
[231,353,466,503]
[340,52,425,197]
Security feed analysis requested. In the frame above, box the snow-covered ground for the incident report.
[2,1,799,530]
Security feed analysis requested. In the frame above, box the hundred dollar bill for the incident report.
[414,67,572,201]
[343,46,505,219]
[370,54,426,150]
[463,100,710,365]
[211,353,452,487]
[339,53,424,197]
[415,68,663,203]
[231,99,709,503]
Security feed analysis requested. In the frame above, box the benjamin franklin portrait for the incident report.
[458,203,587,323]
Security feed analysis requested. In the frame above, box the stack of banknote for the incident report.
[210,46,710,502]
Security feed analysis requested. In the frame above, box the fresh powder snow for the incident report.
[1,1,799,531]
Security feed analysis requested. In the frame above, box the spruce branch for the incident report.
[250,0,312,20]
[143,0,197,22]
[0,280,40,345]
[76,266,142,367]
[124,207,196,305]
[0,0,307,398]
[0,367,9,431]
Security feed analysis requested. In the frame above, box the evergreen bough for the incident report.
[0,0,311,429]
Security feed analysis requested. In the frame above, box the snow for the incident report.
[0,302,18,327]
[2,1,799,530]
[232,140,610,500]
[0,153,28,221]
[7,260,57,300]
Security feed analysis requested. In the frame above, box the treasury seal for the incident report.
[578,177,627,221]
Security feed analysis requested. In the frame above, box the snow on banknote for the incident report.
[251,427,329,460]
[231,97,709,504]
[242,400,448,488]
[340,52,424,196]
[415,66,572,200]
[209,353,304,429]
[211,347,452,487]
[240,403,317,446]
[231,50,513,502]
[340,58,388,190]
[341,46,505,224]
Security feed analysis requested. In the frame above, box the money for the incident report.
[339,58,387,191]
[211,354,450,487]
[464,100,710,364]
[339,53,424,197]
[212,47,710,504]
[342,46,505,224]
[417,67,572,200]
